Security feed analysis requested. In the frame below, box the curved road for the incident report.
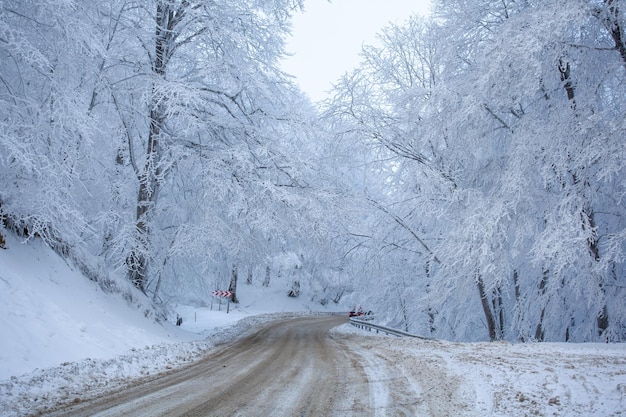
[51,316,372,417]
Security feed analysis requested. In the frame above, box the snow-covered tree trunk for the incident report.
[263,265,270,287]
[602,0,626,67]
[126,1,175,292]
[0,201,5,249]
[246,266,253,285]
[229,264,239,304]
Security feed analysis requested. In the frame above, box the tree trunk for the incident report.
[558,59,576,105]
[534,308,546,342]
[603,0,626,67]
[126,2,174,292]
[597,302,609,338]
[534,269,549,341]
[287,280,300,297]
[246,266,253,285]
[263,265,270,287]
[492,286,504,340]
[512,270,526,342]
[332,288,345,304]
[152,255,168,303]
[287,266,300,297]
[0,202,5,249]
[229,264,239,303]
[399,291,410,333]
[476,273,498,341]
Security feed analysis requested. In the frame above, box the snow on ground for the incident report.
[333,324,626,416]
[0,234,191,379]
[1,233,625,416]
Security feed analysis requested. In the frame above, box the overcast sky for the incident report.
[282,0,432,102]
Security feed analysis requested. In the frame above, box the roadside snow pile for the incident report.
[335,324,626,416]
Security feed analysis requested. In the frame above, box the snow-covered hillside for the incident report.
[0,233,185,378]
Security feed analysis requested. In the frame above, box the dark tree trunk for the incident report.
[534,308,546,342]
[246,266,253,285]
[559,56,609,339]
[0,202,5,249]
[263,265,270,287]
[534,269,549,342]
[512,270,526,342]
[287,265,300,298]
[476,273,498,341]
[287,280,300,297]
[603,0,626,67]
[597,303,609,338]
[332,288,345,304]
[229,264,239,303]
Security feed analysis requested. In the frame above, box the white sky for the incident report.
[282,0,432,102]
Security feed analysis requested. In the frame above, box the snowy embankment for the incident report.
[1,233,625,416]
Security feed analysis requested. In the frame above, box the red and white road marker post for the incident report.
[211,290,233,313]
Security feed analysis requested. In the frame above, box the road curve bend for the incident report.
[50,316,372,417]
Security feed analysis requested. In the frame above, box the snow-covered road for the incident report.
[39,316,369,417]
[2,315,625,416]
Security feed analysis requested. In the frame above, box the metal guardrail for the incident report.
[349,318,431,340]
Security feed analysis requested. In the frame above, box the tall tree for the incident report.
[99,0,306,292]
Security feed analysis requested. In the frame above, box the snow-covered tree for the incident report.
[0,0,104,248]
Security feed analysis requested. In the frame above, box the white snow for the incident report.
[1,233,625,416]
[334,324,626,416]
[0,234,192,379]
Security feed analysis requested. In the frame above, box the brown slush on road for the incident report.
[47,315,372,417]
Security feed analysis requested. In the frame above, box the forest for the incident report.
[0,0,624,342]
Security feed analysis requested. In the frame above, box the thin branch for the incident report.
[367,197,441,264]
[482,104,512,131]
